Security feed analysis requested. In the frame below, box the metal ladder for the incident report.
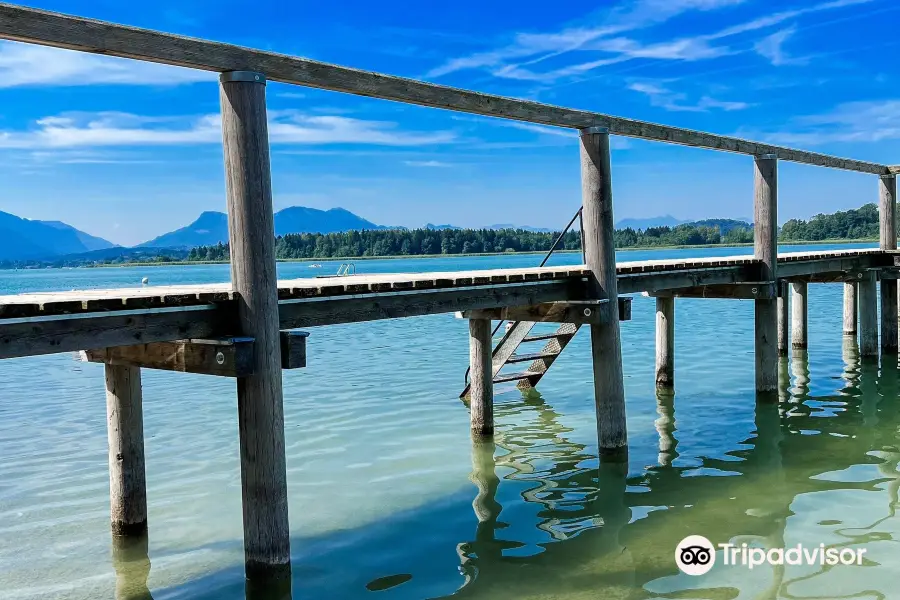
[461,208,585,397]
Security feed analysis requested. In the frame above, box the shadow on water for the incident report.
[150,341,900,600]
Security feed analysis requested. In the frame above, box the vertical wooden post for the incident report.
[754,154,778,395]
[790,281,807,349]
[106,364,147,537]
[844,282,858,336]
[468,318,494,436]
[880,175,898,352]
[579,126,627,460]
[777,282,789,356]
[859,270,878,357]
[219,71,291,583]
[654,390,676,467]
[655,297,674,389]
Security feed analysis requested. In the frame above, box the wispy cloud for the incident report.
[753,26,809,66]
[0,42,213,87]
[0,111,457,149]
[403,160,452,167]
[427,0,873,84]
[628,81,749,112]
[752,99,900,145]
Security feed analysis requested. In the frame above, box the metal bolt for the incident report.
[584,308,592,316]
[216,352,225,365]
[858,273,863,278]
[751,287,758,295]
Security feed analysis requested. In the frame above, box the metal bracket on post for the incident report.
[219,71,266,85]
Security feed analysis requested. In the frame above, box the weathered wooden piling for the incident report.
[105,364,147,537]
[880,174,898,352]
[219,71,291,582]
[859,270,879,356]
[754,155,779,394]
[790,281,808,349]
[580,126,627,460]
[468,318,494,436]
[777,282,789,356]
[844,282,858,336]
[655,297,674,389]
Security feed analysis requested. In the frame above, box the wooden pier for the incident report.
[0,2,898,593]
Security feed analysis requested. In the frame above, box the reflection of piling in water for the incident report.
[789,349,810,401]
[111,535,153,600]
[654,390,677,467]
[778,356,791,403]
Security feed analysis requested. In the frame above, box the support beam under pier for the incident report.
[105,364,147,537]
[844,282,858,336]
[754,154,779,395]
[859,270,878,357]
[655,297,674,390]
[791,281,808,349]
[220,70,291,584]
[580,126,627,461]
[468,318,494,436]
[777,282,789,356]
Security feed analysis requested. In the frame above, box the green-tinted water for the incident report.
[1,243,897,599]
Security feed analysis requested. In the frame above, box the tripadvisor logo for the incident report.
[676,535,715,576]
[675,535,867,576]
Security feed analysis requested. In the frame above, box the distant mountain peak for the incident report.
[0,211,117,261]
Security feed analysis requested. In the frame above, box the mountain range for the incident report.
[0,211,117,261]
[0,206,746,262]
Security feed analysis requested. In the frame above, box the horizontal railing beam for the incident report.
[0,3,888,175]
[456,297,632,324]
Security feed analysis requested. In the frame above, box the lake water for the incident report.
[1,242,898,600]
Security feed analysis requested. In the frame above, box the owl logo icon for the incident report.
[675,535,716,576]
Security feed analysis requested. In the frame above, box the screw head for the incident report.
[216,352,225,365]
[584,308,592,316]
[751,287,758,294]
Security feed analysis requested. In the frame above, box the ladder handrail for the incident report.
[465,206,584,387]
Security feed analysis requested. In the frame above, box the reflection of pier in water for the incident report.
[449,340,900,599]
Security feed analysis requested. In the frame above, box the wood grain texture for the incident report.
[220,76,290,581]
[777,282,789,356]
[648,282,776,299]
[468,318,494,436]
[859,270,878,356]
[880,176,898,352]
[880,176,897,250]
[461,297,631,324]
[844,282,858,336]
[790,281,808,349]
[0,3,888,175]
[655,297,674,389]
[0,307,229,360]
[105,364,147,537]
[84,338,255,377]
[754,156,779,394]
[580,129,627,459]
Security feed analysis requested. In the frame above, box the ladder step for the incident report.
[494,370,542,384]
[506,351,558,364]
[521,332,566,343]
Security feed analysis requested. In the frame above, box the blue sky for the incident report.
[0,0,898,245]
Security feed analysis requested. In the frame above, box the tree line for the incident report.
[184,204,889,262]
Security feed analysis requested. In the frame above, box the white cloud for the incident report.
[0,111,456,149]
[427,0,873,84]
[426,0,746,79]
[403,160,452,167]
[754,99,900,145]
[0,41,213,87]
[628,81,749,112]
[753,26,810,66]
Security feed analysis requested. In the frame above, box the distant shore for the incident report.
[31,237,877,269]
